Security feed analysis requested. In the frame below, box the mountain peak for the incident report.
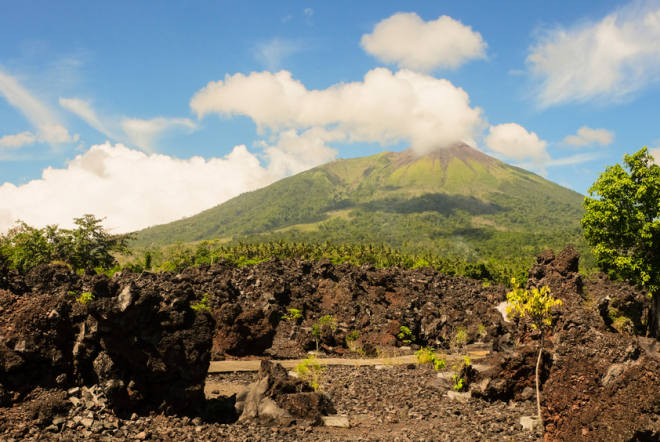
[391,143,500,172]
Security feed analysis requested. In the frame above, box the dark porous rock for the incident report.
[235,359,335,426]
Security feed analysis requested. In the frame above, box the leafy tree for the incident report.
[1,215,134,273]
[506,278,562,423]
[63,215,135,270]
[582,147,660,337]
[0,221,55,273]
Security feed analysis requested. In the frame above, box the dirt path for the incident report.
[208,351,490,373]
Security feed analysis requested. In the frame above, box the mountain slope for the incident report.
[133,143,586,257]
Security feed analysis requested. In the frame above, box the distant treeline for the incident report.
[120,239,596,287]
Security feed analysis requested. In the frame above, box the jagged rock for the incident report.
[235,359,335,426]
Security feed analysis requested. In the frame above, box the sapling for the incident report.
[282,308,302,322]
[506,278,562,423]
[76,291,95,305]
[311,315,337,352]
[397,326,413,344]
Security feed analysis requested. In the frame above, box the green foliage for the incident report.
[0,215,134,274]
[132,148,592,272]
[191,293,211,311]
[477,324,487,341]
[76,292,95,305]
[415,347,446,371]
[452,326,468,351]
[311,315,337,351]
[346,330,360,342]
[293,355,325,392]
[397,326,413,344]
[506,278,562,329]
[582,147,660,296]
[282,308,302,322]
[452,375,464,392]
[506,278,561,422]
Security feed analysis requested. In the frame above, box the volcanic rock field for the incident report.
[1,246,659,441]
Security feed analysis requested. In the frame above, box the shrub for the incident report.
[191,293,211,311]
[282,308,302,322]
[293,355,324,392]
[415,347,446,371]
[76,292,95,305]
[397,326,413,345]
[311,315,337,351]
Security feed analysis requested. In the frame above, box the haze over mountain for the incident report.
[133,143,585,259]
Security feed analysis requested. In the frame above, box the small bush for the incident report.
[282,308,302,322]
[293,355,324,392]
[415,347,446,371]
[397,326,413,344]
[76,292,95,305]
[192,293,211,311]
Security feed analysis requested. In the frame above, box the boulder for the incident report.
[235,359,336,426]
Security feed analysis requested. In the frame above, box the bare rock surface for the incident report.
[1,247,659,440]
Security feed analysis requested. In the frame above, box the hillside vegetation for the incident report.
[133,143,589,264]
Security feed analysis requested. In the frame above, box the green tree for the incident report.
[582,147,660,338]
[1,215,134,273]
[63,215,135,270]
[0,221,54,273]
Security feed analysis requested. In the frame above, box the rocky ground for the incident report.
[1,246,659,441]
[0,363,542,442]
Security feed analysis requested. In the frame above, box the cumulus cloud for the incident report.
[485,123,550,164]
[0,131,37,148]
[190,68,485,155]
[121,117,196,153]
[60,97,114,138]
[259,127,341,177]
[361,12,487,72]
[0,142,280,233]
[255,38,303,71]
[562,126,615,146]
[528,4,660,106]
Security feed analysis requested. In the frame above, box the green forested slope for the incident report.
[133,143,587,262]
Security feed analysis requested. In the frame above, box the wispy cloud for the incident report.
[0,69,80,147]
[121,117,196,153]
[60,97,115,138]
[527,3,660,107]
[255,38,303,71]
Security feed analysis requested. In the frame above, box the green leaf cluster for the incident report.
[0,215,134,274]
[582,147,660,295]
[506,278,562,329]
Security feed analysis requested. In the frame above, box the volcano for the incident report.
[133,143,585,257]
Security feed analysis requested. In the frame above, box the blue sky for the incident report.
[1,0,660,232]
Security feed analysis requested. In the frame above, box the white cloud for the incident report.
[485,123,551,165]
[255,38,303,71]
[304,8,313,17]
[650,147,660,163]
[528,4,660,106]
[0,124,78,149]
[0,70,55,127]
[36,123,79,144]
[190,68,485,155]
[361,12,487,72]
[259,127,341,177]
[0,70,80,145]
[121,117,196,153]
[0,142,280,234]
[0,131,37,148]
[562,126,614,146]
[60,97,114,138]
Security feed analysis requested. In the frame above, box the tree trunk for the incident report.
[649,294,660,340]
[536,332,545,421]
